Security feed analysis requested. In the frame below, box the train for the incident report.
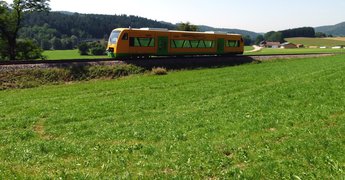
[106,28,244,58]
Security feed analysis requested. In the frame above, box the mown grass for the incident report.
[43,49,109,60]
[1,55,345,178]
[285,37,345,47]
[244,46,254,51]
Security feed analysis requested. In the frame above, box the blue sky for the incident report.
[5,0,345,32]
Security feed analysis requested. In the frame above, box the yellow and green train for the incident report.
[107,28,244,58]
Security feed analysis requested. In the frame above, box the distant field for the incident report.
[43,50,109,60]
[326,37,345,41]
[244,47,344,55]
[1,55,345,178]
[285,37,345,47]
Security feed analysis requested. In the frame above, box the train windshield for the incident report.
[109,30,121,44]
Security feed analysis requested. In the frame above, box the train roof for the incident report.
[112,28,242,36]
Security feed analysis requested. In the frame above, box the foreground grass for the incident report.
[1,55,345,178]
[43,49,109,60]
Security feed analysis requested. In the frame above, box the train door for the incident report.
[157,36,169,55]
[217,38,225,54]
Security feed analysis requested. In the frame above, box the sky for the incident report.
[5,0,345,32]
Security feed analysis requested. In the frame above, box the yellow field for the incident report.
[326,37,345,41]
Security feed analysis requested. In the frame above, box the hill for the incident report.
[198,25,260,39]
[285,37,345,46]
[315,22,345,36]
[22,11,176,39]
[22,11,260,40]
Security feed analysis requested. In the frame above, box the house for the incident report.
[280,42,297,49]
[260,41,281,48]
[296,44,304,48]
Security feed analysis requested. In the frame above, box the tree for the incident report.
[315,32,326,38]
[40,38,50,50]
[255,35,264,45]
[264,31,284,42]
[0,0,50,60]
[177,22,198,31]
[50,37,62,50]
[243,35,252,46]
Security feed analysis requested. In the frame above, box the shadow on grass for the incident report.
[122,55,257,70]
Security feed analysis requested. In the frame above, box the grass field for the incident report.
[1,55,345,178]
[285,37,345,47]
[244,46,254,51]
[244,47,345,55]
[43,50,109,60]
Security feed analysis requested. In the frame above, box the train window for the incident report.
[204,41,215,48]
[198,41,206,48]
[109,30,121,44]
[227,40,240,47]
[122,33,128,40]
[183,40,191,48]
[129,37,155,47]
[171,40,214,48]
[171,40,184,48]
[190,40,200,48]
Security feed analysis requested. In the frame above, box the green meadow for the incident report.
[244,47,345,55]
[1,55,345,178]
[42,50,109,60]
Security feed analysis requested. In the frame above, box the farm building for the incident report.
[260,41,281,48]
[296,44,304,48]
[281,42,297,49]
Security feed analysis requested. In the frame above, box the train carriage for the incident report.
[107,28,244,58]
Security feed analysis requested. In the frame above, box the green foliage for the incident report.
[177,22,198,31]
[255,35,264,45]
[15,39,44,60]
[89,42,106,55]
[21,12,176,39]
[78,42,89,55]
[264,31,283,42]
[243,35,252,45]
[0,64,144,90]
[280,27,315,38]
[0,0,50,60]
[50,37,63,50]
[0,55,345,178]
[315,32,327,38]
[264,27,316,43]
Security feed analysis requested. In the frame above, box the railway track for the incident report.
[0,53,334,71]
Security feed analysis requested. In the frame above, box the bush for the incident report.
[152,67,167,75]
[78,42,89,55]
[16,39,44,60]
[89,42,106,55]
[90,46,105,55]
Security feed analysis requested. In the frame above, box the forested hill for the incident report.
[22,11,176,39]
[315,22,345,36]
[198,25,260,39]
[22,11,260,39]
